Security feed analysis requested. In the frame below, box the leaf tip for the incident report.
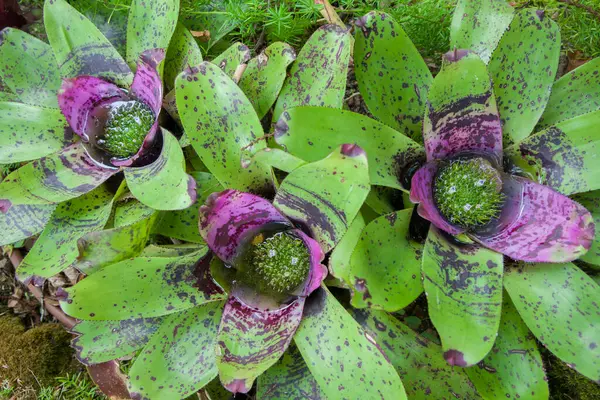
[443,349,467,367]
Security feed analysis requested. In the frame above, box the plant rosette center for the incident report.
[433,157,505,229]
[236,230,311,299]
[96,100,155,159]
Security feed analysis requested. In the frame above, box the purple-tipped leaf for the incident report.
[130,49,164,115]
[472,175,594,262]
[198,189,291,264]
[409,162,464,235]
[216,295,305,394]
[423,51,502,161]
[58,76,127,140]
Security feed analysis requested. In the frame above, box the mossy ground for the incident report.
[543,348,600,400]
[0,314,73,397]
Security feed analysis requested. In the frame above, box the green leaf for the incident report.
[294,287,406,399]
[274,106,424,190]
[273,25,351,123]
[124,129,196,210]
[572,190,600,267]
[0,143,115,207]
[211,42,251,82]
[465,293,549,400]
[354,11,432,141]
[141,244,205,258]
[328,212,366,282]
[364,186,403,215]
[176,62,274,193]
[72,317,164,365]
[348,209,423,311]
[505,110,600,196]
[61,250,226,320]
[76,212,159,275]
[538,57,600,129]
[274,145,370,252]
[0,28,62,108]
[0,92,18,102]
[0,203,56,246]
[422,226,503,366]
[216,296,305,392]
[152,172,222,244]
[113,199,155,228]
[351,309,482,399]
[257,345,324,400]
[504,262,600,382]
[0,102,70,164]
[128,301,224,400]
[126,0,179,72]
[164,23,203,92]
[424,51,502,161]
[239,42,296,119]
[241,148,307,173]
[488,9,561,145]
[44,0,133,86]
[15,185,115,283]
[450,0,514,64]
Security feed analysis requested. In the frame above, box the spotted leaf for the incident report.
[126,0,179,73]
[272,25,351,123]
[328,212,366,282]
[450,0,514,64]
[349,209,423,311]
[0,143,115,210]
[422,226,503,366]
[465,293,549,400]
[0,102,70,164]
[0,203,56,246]
[488,9,560,145]
[44,0,133,86]
[274,106,424,190]
[128,301,224,400]
[164,23,203,92]
[15,184,115,284]
[504,262,600,383]
[354,11,432,141]
[424,51,503,161]
[274,145,370,252]
[152,172,221,244]
[571,190,600,267]
[538,57,600,129]
[257,345,324,400]
[76,211,159,275]
[0,28,62,108]
[71,317,165,365]
[124,129,196,210]
[216,296,305,393]
[242,148,307,174]
[239,42,296,119]
[60,250,226,320]
[351,308,481,399]
[294,287,406,399]
[176,62,274,193]
[505,110,600,196]
[212,42,251,82]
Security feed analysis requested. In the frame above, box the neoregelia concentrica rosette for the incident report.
[263,3,600,394]
[0,0,193,233]
[59,142,409,399]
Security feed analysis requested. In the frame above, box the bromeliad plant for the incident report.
[264,0,600,397]
[0,0,192,246]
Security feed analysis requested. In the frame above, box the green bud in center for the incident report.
[238,231,310,297]
[434,158,504,228]
[97,100,154,158]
